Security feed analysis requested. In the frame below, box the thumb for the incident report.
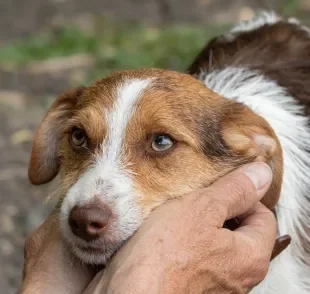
[203,162,273,224]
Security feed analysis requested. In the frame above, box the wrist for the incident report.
[109,246,197,293]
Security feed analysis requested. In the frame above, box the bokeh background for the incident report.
[0,0,308,293]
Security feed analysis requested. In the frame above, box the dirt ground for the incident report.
[0,59,86,292]
[0,71,70,293]
[0,0,308,293]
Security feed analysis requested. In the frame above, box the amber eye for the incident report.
[151,135,175,152]
[70,128,87,147]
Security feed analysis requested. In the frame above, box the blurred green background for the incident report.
[0,0,308,293]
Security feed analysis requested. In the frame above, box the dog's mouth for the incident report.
[79,244,106,252]
[67,237,121,265]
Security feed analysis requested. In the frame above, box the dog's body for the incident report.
[188,11,310,293]
[28,12,310,293]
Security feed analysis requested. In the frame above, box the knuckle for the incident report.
[191,195,222,226]
[251,260,269,286]
[254,252,269,277]
[231,176,247,194]
[192,188,220,212]
[227,177,249,204]
[235,237,271,289]
[244,262,269,290]
[248,243,270,283]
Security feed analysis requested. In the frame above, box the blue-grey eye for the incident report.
[151,135,175,152]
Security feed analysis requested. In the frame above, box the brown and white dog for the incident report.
[28,12,310,293]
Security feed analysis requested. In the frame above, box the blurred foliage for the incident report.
[281,0,300,15]
[0,22,227,82]
[90,23,227,81]
[0,0,303,83]
[0,27,97,65]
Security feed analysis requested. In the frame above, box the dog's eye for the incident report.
[70,128,87,147]
[151,135,175,152]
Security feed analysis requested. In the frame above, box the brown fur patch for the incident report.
[221,102,283,209]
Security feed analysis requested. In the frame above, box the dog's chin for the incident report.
[71,244,117,265]
[60,225,122,265]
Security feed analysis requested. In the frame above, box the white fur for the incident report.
[287,17,310,35]
[229,11,280,36]
[225,11,310,41]
[60,79,151,264]
[199,67,310,293]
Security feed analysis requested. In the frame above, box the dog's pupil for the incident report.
[155,136,169,147]
[73,129,85,143]
[75,131,83,140]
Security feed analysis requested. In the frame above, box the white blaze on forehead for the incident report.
[62,78,152,209]
[104,78,152,163]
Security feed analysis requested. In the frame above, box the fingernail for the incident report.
[243,163,272,190]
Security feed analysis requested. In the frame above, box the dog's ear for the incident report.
[222,102,283,209]
[28,87,85,185]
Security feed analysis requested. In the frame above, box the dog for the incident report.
[28,12,310,293]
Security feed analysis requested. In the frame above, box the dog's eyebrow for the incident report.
[64,118,84,132]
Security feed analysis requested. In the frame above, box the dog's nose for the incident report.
[68,204,112,241]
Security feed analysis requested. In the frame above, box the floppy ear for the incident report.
[222,102,283,210]
[28,87,85,185]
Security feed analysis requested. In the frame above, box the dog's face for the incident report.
[29,69,283,264]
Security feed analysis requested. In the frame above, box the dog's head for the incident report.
[29,69,283,264]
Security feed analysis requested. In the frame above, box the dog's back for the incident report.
[188,11,310,293]
[188,11,310,112]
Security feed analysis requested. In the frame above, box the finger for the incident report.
[204,162,273,224]
[271,235,291,260]
[235,202,277,254]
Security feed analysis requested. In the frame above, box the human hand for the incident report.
[19,211,97,294]
[84,163,277,294]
